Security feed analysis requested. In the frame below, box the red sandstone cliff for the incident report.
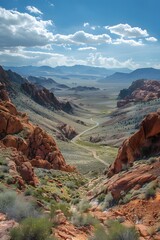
[0,85,75,186]
[108,111,160,177]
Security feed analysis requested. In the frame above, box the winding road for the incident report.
[71,118,109,167]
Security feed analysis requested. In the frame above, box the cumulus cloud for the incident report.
[78,47,97,51]
[145,37,158,42]
[114,38,143,46]
[87,53,139,69]
[106,23,149,38]
[0,7,54,48]
[26,6,43,15]
[52,31,112,45]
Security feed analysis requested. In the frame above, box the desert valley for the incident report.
[0,64,160,240]
[1,0,160,239]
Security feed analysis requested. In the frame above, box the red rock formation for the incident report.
[0,95,75,185]
[117,79,160,107]
[108,111,160,177]
[57,123,78,140]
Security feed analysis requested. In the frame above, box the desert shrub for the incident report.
[0,173,5,179]
[1,165,9,173]
[102,192,115,210]
[89,224,108,240]
[50,202,71,219]
[71,197,80,205]
[71,212,97,227]
[122,193,132,204]
[97,193,105,203]
[0,191,38,221]
[10,217,55,240]
[77,199,91,213]
[65,180,77,189]
[145,187,156,199]
[24,188,33,196]
[106,221,139,240]
[6,176,15,184]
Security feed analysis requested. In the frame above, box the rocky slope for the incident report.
[21,82,73,113]
[117,79,160,107]
[85,110,160,239]
[108,111,160,176]
[0,85,75,186]
[0,66,73,114]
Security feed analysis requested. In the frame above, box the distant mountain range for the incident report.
[3,65,131,78]
[100,67,160,83]
[4,65,160,83]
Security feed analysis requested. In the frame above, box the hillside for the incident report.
[28,76,70,90]
[100,67,160,83]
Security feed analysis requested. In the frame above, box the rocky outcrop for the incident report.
[0,213,18,240]
[90,135,103,143]
[21,82,73,113]
[0,93,75,185]
[117,79,160,107]
[108,111,160,177]
[57,123,78,140]
[108,162,159,200]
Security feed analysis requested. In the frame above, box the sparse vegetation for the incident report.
[71,212,97,227]
[0,190,38,221]
[145,187,156,199]
[10,217,55,240]
[106,221,139,240]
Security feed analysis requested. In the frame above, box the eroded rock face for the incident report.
[117,79,160,107]
[57,123,78,140]
[21,82,73,113]
[0,97,75,185]
[108,111,160,177]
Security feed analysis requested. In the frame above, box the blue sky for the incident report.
[0,0,160,69]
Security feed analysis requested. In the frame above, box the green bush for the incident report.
[71,212,97,227]
[97,193,105,203]
[24,188,33,196]
[89,225,108,240]
[10,217,55,240]
[50,202,71,219]
[145,187,156,199]
[107,221,139,240]
[0,191,38,221]
[77,199,91,213]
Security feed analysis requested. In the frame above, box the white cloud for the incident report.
[146,37,158,42]
[0,7,54,48]
[114,38,144,46]
[52,31,112,45]
[87,53,139,69]
[106,23,149,38]
[26,6,43,15]
[49,3,55,7]
[78,47,97,51]
[91,26,96,30]
[83,22,100,31]
[0,47,138,69]
[83,22,90,27]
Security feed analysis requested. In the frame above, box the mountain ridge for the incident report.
[100,67,160,83]
[3,65,131,78]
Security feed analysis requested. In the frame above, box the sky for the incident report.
[0,0,160,69]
